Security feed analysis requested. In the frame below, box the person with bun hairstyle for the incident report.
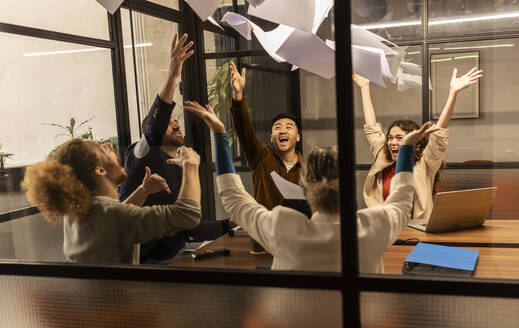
[22,138,201,264]
[182,100,438,273]
[353,67,482,221]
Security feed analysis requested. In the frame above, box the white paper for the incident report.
[248,0,315,33]
[351,45,394,87]
[207,16,224,30]
[351,24,398,56]
[270,171,306,200]
[400,61,422,75]
[276,29,335,79]
[185,0,221,21]
[221,12,252,40]
[312,0,334,34]
[183,240,213,252]
[95,0,124,14]
[221,13,293,63]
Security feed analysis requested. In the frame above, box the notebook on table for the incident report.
[407,187,498,232]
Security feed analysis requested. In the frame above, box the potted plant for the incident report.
[0,151,14,177]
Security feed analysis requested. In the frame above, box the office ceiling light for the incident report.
[359,11,519,30]
[443,44,515,50]
[23,43,152,57]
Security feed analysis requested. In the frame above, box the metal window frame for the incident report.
[4,2,519,328]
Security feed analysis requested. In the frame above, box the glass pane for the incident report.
[204,30,237,53]
[121,11,183,143]
[351,0,423,41]
[202,3,341,273]
[0,0,110,40]
[429,1,519,37]
[362,292,519,327]
[0,32,117,213]
[148,0,179,10]
[0,274,342,328]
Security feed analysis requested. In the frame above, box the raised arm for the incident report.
[357,122,440,273]
[135,33,195,157]
[167,147,201,203]
[436,67,483,129]
[122,166,171,206]
[183,100,279,254]
[229,61,265,168]
[352,73,377,125]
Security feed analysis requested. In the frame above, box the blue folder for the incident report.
[403,243,479,276]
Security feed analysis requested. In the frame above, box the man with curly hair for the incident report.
[353,67,482,221]
[22,138,202,264]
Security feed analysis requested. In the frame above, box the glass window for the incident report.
[0,32,117,263]
[352,0,519,282]
[0,0,110,40]
[351,0,423,41]
[147,0,179,10]
[0,33,117,166]
[121,11,182,143]
[429,1,519,37]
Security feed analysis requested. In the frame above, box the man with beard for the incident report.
[119,33,232,263]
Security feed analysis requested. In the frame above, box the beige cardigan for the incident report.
[363,123,448,221]
[217,171,414,273]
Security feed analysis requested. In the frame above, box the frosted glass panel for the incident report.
[0,274,342,327]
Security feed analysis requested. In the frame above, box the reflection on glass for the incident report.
[0,0,109,40]
[0,32,117,262]
[351,0,422,41]
[429,1,519,37]
[121,12,183,143]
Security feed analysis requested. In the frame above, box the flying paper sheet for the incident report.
[248,0,315,33]
[207,16,224,30]
[270,171,306,200]
[276,29,335,79]
[351,24,398,56]
[221,12,293,63]
[312,0,334,34]
[351,45,394,87]
[400,61,422,75]
[185,0,221,21]
[221,12,252,40]
[95,0,124,14]
[248,0,333,34]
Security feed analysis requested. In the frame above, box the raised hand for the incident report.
[183,101,226,133]
[142,166,171,195]
[230,61,246,101]
[402,122,440,147]
[166,147,200,167]
[352,73,370,88]
[168,33,195,81]
[450,67,483,94]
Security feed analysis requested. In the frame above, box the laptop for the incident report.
[408,186,498,232]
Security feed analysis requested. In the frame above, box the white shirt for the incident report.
[216,171,415,273]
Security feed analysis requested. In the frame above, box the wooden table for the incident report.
[170,234,273,270]
[397,220,519,247]
[383,245,519,279]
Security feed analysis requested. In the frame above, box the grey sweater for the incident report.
[63,196,201,264]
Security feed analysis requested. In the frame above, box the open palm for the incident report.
[230,61,246,100]
[184,101,226,133]
[450,67,483,94]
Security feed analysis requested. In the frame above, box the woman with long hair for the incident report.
[353,67,482,220]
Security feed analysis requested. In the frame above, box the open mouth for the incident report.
[278,136,289,146]
[390,148,399,156]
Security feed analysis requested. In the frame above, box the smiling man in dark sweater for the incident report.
[119,33,232,263]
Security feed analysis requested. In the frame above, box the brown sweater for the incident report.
[230,99,303,210]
